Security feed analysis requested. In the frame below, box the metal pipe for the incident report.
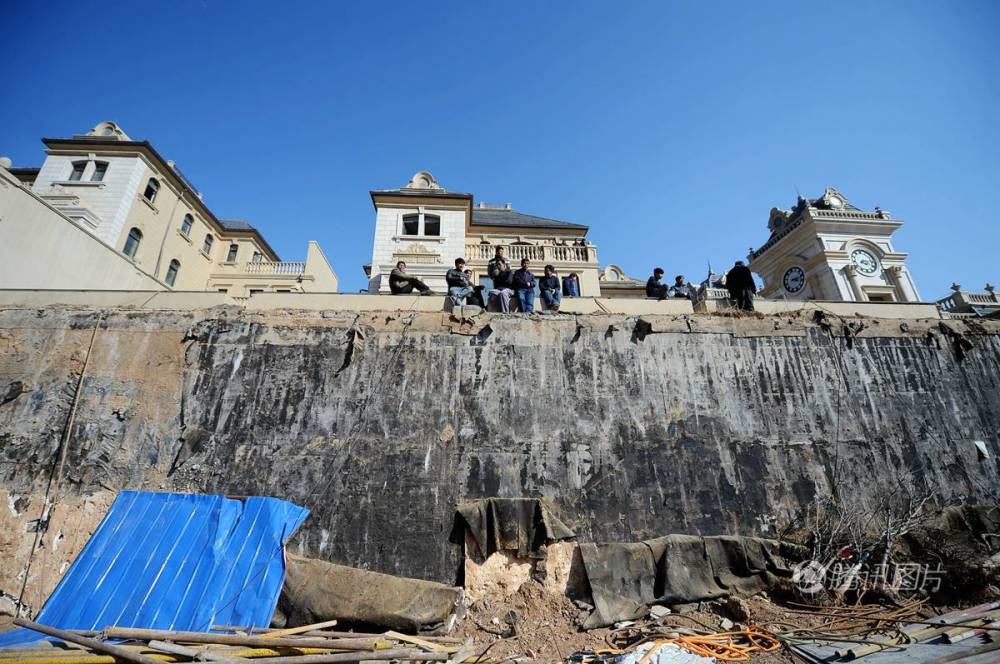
[13,619,163,664]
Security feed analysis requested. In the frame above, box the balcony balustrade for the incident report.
[464,243,594,263]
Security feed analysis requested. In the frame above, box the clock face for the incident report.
[783,266,806,293]
[828,195,843,208]
[851,249,879,275]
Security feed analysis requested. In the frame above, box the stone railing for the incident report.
[937,288,999,311]
[464,243,594,263]
[811,209,887,221]
[243,261,306,275]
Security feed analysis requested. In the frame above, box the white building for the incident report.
[366,171,601,294]
[748,187,921,303]
[1,121,338,296]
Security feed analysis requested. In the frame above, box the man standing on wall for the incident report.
[725,260,757,311]
[446,258,474,306]
[512,258,537,313]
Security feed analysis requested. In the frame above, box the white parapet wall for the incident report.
[0,289,942,319]
[0,167,166,291]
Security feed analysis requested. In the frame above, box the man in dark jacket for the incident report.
[539,264,561,312]
[646,268,669,299]
[512,258,537,313]
[725,260,757,311]
[389,261,434,295]
[488,261,515,312]
[446,258,474,306]
[487,246,510,279]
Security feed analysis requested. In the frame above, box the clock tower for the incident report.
[747,187,921,303]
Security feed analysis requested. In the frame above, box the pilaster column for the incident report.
[842,264,865,301]
[885,266,907,302]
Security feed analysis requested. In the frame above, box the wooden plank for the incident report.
[260,619,339,639]
[382,630,457,653]
[13,619,164,664]
[99,627,384,651]
[147,640,249,662]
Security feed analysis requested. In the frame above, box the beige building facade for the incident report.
[2,122,337,296]
[366,172,601,295]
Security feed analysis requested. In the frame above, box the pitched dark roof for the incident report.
[218,218,256,232]
[472,208,588,230]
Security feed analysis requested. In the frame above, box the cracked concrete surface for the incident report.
[0,307,998,609]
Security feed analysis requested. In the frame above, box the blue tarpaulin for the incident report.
[0,491,309,648]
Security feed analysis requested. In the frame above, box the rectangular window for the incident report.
[424,215,441,236]
[69,162,86,181]
[226,244,239,262]
[402,214,419,236]
[252,252,263,263]
[91,162,108,182]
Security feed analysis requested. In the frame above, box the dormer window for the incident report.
[69,161,87,181]
[91,161,108,182]
[143,178,160,204]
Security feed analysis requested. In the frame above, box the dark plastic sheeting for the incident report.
[0,491,309,648]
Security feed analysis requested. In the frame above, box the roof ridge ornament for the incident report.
[822,187,847,209]
[403,171,441,191]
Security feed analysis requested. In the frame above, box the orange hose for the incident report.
[638,627,782,663]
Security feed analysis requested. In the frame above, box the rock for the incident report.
[648,605,671,619]
[614,620,636,629]
[722,596,751,623]
[720,618,735,631]
[670,602,699,614]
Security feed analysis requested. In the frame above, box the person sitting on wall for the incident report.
[487,246,510,280]
[446,258,475,306]
[646,268,669,300]
[670,275,691,299]
[512,258,537,313]
[539,264,562,312]
[465,269,486,308]
[488,261,515,312]
[562,272,580,298]
[725,260,757,311]
[389,261,435,295]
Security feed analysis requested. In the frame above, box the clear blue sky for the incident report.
[3,1,997,296]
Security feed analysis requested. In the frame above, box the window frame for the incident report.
[69,161,87,181]
[180,214,193,236]
[226,244,239,262]
[143,178,160,204]
[165,259,180,287]
[123,227,142,259]
[90,161,109,182]
[202,233,214,255]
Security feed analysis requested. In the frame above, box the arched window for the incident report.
[91,161,108,182]
[423,214,441,236]
[123,227,142,258]
[226,244,239,262]
[402,214,419,236]
[202,234,214,255]
[69,161,87,181]
[143,178,160,203]
[180,214,193,236]
[165,259,180,287]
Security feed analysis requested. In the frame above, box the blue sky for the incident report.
[3,1,998,296]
